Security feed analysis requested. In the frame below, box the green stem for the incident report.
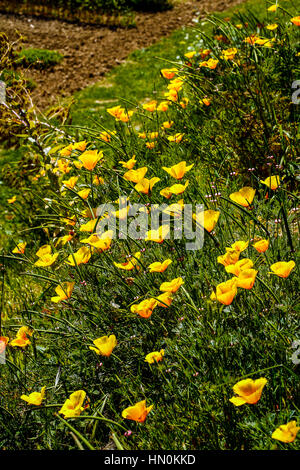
[55,413,96,450]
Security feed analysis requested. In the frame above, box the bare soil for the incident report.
[0,0,245,109]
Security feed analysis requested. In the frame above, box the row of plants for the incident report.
[0,0,171,27]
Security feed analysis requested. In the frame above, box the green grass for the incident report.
[15,48,64,69]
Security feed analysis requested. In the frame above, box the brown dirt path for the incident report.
[0,0,245,108]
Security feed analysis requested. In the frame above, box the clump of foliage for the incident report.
[3,0,171,12]
[0,1,299,451]
[0,33,34,145]
[0,0,171,26]
[15,48,64,69]
[0,37,72,248]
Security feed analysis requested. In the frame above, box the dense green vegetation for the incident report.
[15,48,64,69]
[4,0,171,12]
[0,0,171,25]
[0,0,299,451]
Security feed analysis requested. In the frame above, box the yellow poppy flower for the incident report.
[112,206,129,220]
[79,150,103,171]
[131,298,157,318]
[160,188,173,199]
[135,177,160,194]
[162,161,193,180]
[229,186,256,207]
[80,231,113,252]
[79,219,98,233]
[145,225,170,244]
[272,421,299,443]
[20,386,46,406]
[123,167,148,184]
[255,38,274,47]
[230,240,249,252]
[10,326,33,348]
[34,253,59,267]
[73,160,83,170]
[236,269,258,290]
[268,4,279,12]
[210,278,238,305]
[167,133,184,143]
[180,97,189,109]
[51,282,75,303]
[145,349,164,364]
[160,68,177,79]
[221,47,238,60]
[62,176,79,190]
[114,252,141,271]
[154,292,173,308]
[252,239,270,253]
[7,195,17,204]
[159,277,184,293]
[184,50,197,59]
[122,400,153,423]
[148,259,172,273]
[89,335,117,357]
[142,100,157,112]
[266,23,278,30]
[217,249,240,267]
[60,143,74,156]
[269,261,295,278]
[163,200,184,218]
[148,132,159,140]
[12,242,27,254]
[66,246,91,266]
[73,140,87,152]
[229,377,267,406]
[160,181,189,198]
[99,131,114,142]
[57,158,72,174]
[164,88,178,102]
[36,244,52,258]
[63,215,76,226]
[168,78,184,91]
[157,101,169,112]
[244,35,260,45]
[260,175,280,190]
[200,58,219,69]
[56,234,73,246]
[225,258,254,276]
[81,207,98,219]
[161,120,174,129]
[93,175,104,185]
[193,210,220,233]
[146,141,156,149]
[202,98,211,106]
[200,48,211,58]
[59,390,87,418]
[107,105,133,122]
[119,156,136,169]
[77,188,91,199]
[291,16,300,26]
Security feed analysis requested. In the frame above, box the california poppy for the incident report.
[122,400,153,423]
[229,377,267,406]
